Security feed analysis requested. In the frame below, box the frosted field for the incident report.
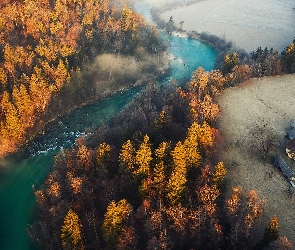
[218,74,295,245]
[160,0,295,52]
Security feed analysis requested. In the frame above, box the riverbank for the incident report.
[0,3,219,250]
[20,51,171,156]
[150,2,234,62]
[159,0,295,53]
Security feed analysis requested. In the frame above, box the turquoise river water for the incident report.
[0,3,217,250]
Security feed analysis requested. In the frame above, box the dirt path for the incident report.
[217,74,295,243]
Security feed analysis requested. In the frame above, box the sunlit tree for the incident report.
[222,52,240,74]
[167,141,187,205]
[96,142,111,167]
[212,161,226,186]
[262,215,279,245]
[119,140,136,173]
[134,135,152,176]
[103,199,132,248]
[282,42,295,73]
[61,209,84,250]
[12,84,34,127]
[227,186,242,215]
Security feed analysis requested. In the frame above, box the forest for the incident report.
[30,68,294,249]
[1,0,295,157]
[0,0,165,157]
[1,0,295,249]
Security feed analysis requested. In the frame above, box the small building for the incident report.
[273,156,295,187]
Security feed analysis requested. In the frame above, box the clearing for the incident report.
[217,74,295,243]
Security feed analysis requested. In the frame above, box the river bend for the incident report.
[0,3,217,249]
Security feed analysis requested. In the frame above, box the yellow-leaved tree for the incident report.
[119,139,136,172]
[12,84,35,127]
[212,161,226,186]
[186,121,214,155]
[153,142,169,198]
[96,142,111,167]
[61,209,84,250]
[1,91,23,140]
[102,199,132,248]
[167,141,188,206]
[134,135,152,176]
[183,122,202,167]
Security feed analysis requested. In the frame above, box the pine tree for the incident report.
[96,142,111,167]
[264,215,279,245]
[61,209,84,250]
[198,121,214,149]
[282,42,295,73]
[120,6,134,32]
[167,141,187,205]
[0,67,7,85]
[222,52,240,74]
[102,199,132,248]
[152,142,170,203]
[256,215,279,249]
[212,161,226,186]
[134,135,152,176]
[119,140,136,172]
[77,139,93,170]
[183,122,201,167]
[153,161,165,193]
[200,94,220,123]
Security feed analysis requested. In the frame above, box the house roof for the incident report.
[286,138,295,153]
[274,156,295,179]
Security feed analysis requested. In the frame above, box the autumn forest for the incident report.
[1,0,295,249]
[0,0,164,156]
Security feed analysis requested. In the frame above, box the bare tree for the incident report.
[249,119,277,159]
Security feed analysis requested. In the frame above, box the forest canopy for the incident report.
[30,66,293,249]
[1,1,295,247]
[0,0,164,156]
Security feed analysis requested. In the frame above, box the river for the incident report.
[0,3,217,250]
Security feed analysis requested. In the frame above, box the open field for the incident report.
[160,0,295,52]
[217,74,295,244]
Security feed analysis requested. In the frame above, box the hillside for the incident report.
[217,74,295,244]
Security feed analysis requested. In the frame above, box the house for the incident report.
[273,156,295,187]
